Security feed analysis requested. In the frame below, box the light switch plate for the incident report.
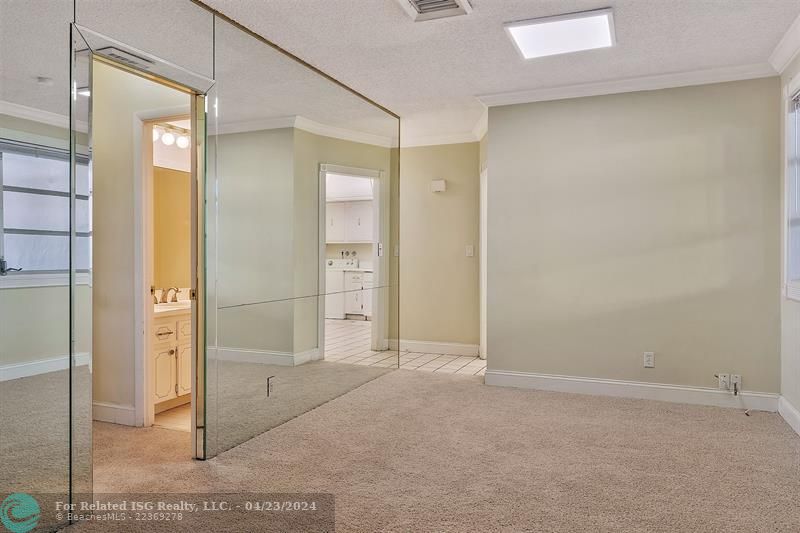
[643,352,655,368]
[466,245,474,257]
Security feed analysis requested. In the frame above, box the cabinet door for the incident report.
[177,343,192,396]
[326,202,346,242]
[362,279,373,317]
[345,201,373,242]
[153,346,177,402]
[345,289,361,315]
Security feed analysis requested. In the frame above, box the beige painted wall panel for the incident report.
[488,78,781,392]
[781,55,800,408]
[213,128,295,353]
[153,166,191,288]
[399,143,480,345]
[92,61,187,407]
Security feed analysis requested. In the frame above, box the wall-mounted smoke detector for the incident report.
[397,0,472,22]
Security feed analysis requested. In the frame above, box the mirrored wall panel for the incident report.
[0,1,81,529]
[206,15,400,456]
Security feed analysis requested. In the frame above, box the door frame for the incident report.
[479,167,487,360]
[318,164,388,358]
[105,58,207,459]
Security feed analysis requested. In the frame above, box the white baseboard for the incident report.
[93,401,136,426]
[779,396,800,436]
[0,352,91,382]
[388,339,479,357]
[293,348,321,365]
[485,369,780,412]
[214,347,319,367]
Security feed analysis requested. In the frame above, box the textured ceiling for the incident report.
[2,1,798,144]
[203,0,800,140]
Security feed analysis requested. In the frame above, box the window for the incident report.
[789,93,800,300]
[0,139,91,277]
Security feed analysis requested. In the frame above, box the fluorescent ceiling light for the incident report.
[505,8,615,60]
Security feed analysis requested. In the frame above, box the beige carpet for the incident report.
[87,370,800,532]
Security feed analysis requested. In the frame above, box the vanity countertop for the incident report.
[327,268,373,273]
[154,301,191,318]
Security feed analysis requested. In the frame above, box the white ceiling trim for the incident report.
[216,115,397,148]
[471,107,488,141]
[0,100,89,133]
[770,12,800,74]
[477,63,777,107]
[294,116,396,148]
[400,131,479,148]
[214,116,297,135]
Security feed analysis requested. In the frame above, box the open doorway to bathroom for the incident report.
[91,56,201,459]
[319,166,391,366]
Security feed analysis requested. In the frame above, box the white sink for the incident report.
[154,301,191,313]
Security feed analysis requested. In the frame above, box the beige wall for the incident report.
[92,60,188,407]
[488,78,782,392]
[781,55,800,409]
[154,166,191,288]
[0,115,91,367]
[213,127,295,354]
[399,143,480,345]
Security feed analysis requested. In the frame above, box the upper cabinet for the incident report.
[326,200,373,243]
[326,201,347,243]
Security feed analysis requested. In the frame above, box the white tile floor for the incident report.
[324,319,486,375]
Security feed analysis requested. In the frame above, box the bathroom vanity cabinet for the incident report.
[152,308,192,407]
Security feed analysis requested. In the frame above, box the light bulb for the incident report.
[176,135,190,149]
[152,128,161,142]
[161,132,175,146]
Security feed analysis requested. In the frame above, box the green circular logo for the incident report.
[0,493,40,533]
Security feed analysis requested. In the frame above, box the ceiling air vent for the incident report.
[397,0,472,22]
[95,46,154,70]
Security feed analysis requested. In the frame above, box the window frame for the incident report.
[786,83,800,302]
[0,138,91,286]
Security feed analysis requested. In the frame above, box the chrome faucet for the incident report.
[153,290,159,305]
[163,287,180,303]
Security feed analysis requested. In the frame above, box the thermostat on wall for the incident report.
[431,179,447,192]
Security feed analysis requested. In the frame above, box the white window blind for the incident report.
[0,139,91,274]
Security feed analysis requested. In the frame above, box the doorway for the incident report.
[318,165,390,365]
[90,56,205,458]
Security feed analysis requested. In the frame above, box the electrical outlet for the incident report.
[717,373,730,390]
[643,352,655,368]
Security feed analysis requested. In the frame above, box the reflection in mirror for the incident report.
[0,2,80,529]
[206,15,400,456]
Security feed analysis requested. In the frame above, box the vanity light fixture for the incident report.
[505,8,615,60]
[161,132,175,146]
[176,135,190,149]
[152,128,161,142]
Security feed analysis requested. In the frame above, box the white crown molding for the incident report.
[294,116,396,148]
[471,107,488,141]
[770,12,800,74]
[217,115,396,148]
[400,131,480,148]
[485,369,780,412]
[477,63,778,107]
[0,100,89,133]
[215,116,298,135]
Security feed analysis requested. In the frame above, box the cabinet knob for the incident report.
[169,349,175,355]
